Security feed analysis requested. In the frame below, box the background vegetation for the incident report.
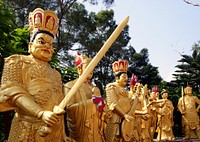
[0,0,199,140]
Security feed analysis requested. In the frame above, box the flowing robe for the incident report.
[64,80,105,142]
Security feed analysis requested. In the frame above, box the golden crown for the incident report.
[75,52,92,67]
[28,8,58,39]
[112,60,128,74]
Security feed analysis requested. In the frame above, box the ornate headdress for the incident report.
[152,85,159,93]
[75,52,92,67]
[28,8,59,41]
[130,73,138,87]
[161,89,168,94]
[184,82,192,92]
[112,60,128,74]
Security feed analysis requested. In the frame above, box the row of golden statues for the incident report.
[0,8,200,142]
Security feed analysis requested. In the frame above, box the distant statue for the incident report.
[178,84,200,139]
[131,82,150,142]
[105,60,146,142]
[141,86,165,141]
[0,8,71,141]
[149,86,161,138]
[63,53,106,142]
[156,89,175,141]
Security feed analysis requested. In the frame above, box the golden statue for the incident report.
[105,60,147,142]
[178,84,200,139]
[139,84,153,142]
[140,86,165,142]
[132,83,150,142]
[156,89,175,141]
[63,53,106,142]
[0,8,71,141]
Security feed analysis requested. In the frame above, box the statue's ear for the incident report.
[28,42,33,53]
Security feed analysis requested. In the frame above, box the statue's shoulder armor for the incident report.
[64,79,77,90]
[106,82,117,90]
[4,54,30,65]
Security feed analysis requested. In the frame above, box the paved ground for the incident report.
[153,138,200,142]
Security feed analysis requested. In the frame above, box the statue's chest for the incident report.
[185,97,195,109]
[117,87,129,98]
[28,62,51,79]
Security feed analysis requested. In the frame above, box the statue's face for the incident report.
[77,62,93,81]
[29,33,54,62]
[117,73,128,87]
[162,93,168,99]
[185,87,192,96]
[150,92,157,100]
[82,62,93,80]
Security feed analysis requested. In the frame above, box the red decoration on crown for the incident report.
[152,85,159,93]
[75,52,82,67]
[74,52,91,67]
[112,60,128,74]
[130,73,138,87]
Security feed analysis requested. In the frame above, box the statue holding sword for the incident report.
[178,84,200,140]
[0,6,129,142]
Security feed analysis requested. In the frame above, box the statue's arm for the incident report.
[177,98,183,113]
[195,96,200,105]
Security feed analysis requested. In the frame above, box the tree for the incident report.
[58,3,131,89]
[183,0,200,6]
[4,0,115,51]
[172,42,200,93]
[127,47,162,87]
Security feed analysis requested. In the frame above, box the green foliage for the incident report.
[160,42,200,137]
[1,0,200,139]
[0,0,15,75]
[127,47,162,87]
[172,41,200,93]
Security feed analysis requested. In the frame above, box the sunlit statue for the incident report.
[63,53,106,142]
[105,60,147,142]
[133,83,149,142]
[141,86,165,141]
[178,84,200,139]
[156,89,175,141]
[139,84,153,142]
[149,86,160,138]
[0,8,71,141]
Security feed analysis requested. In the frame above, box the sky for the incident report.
[83,0,200,82]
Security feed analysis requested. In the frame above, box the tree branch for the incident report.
[183,0,200,6]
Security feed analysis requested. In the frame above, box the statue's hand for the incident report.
[124,114,134,122]
[39,111,59,127]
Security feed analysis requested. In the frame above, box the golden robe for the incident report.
[64,80,105,142]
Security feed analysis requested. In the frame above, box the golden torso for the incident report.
[1,54,65,142]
